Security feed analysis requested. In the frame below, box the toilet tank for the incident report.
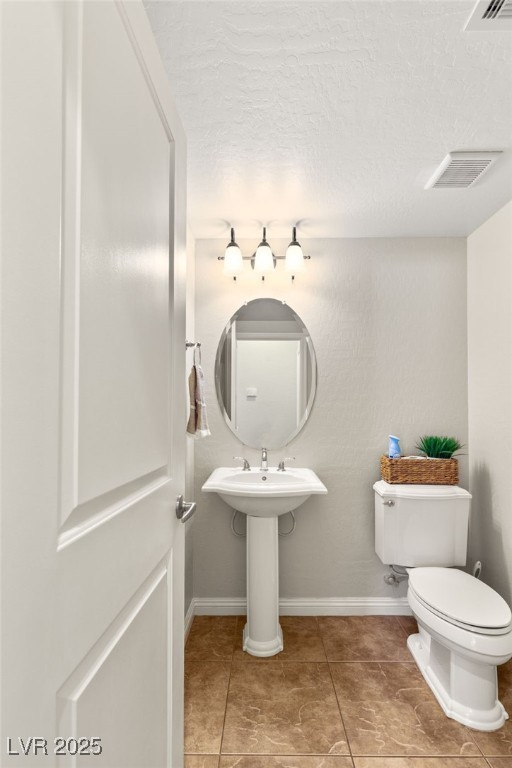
[374,480,471,567]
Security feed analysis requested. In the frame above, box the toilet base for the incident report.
[408,631,509,731]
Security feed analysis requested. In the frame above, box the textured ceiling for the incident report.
[144,1,512,239]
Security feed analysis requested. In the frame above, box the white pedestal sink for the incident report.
[202,467,327,656]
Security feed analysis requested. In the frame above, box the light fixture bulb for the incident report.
[253,227,275,273]
[285,244,305,272]
[285,227,305,273]
[223,228,243,276]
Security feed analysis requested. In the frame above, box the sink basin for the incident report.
[202,466,327,517]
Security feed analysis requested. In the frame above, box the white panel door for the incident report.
[1,2,187,766]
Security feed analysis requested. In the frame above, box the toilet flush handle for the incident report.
[383,500,395,506]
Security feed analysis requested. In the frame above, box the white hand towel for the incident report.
[193,363,211,438]
[186,362,211,438]
[186,366,197,435]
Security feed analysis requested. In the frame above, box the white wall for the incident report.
[467,200,512,604]
[194,237,468,600]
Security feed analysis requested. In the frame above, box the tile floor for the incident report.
[184,615,512,768]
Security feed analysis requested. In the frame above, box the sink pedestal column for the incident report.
[243,515,283,657]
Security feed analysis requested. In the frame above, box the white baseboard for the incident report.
[277,597,412,616]
[187,596,411,625]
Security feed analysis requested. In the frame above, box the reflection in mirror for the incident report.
[215,299,317,450]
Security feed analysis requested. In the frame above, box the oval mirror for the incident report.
[215,298,317,449]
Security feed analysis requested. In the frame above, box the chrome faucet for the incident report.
[234,456,251,471]
[277,457,295,471]
[260,447,268,471]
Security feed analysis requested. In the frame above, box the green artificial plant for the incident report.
[416,435,463,459]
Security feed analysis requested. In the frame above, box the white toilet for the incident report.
[374,479,512,731]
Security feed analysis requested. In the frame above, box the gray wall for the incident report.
[467,201,512,605]
[193,237,468,600]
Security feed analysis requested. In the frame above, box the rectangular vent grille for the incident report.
[465,0,512,30]
[483,0,512,19]
[425,151,502,189]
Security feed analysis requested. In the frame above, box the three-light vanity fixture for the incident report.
[219,227,310,281]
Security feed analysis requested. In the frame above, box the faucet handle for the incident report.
[277,457,295,471]
[233,456,251,471]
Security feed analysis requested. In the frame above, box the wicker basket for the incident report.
[380,455,458,485]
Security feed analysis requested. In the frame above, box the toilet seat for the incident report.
[409,567,512,636]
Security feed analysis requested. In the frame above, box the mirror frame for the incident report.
[214,299,318,449]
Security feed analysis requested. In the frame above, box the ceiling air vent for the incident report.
[465,0,512,31]
[424,151,503,189]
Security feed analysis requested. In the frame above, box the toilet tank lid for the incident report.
[409,567,512,629]
[373,480,471,500]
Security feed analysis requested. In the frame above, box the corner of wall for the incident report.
[467,200,512,604]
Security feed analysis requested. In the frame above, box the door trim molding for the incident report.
[58,561,168,720]
[58,468,169,551]
[115,1,173,142]
[184,599,196,640]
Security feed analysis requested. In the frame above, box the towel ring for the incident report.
[186,340,202,366]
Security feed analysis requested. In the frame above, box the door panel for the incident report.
[1,2,187,765]
[78,1,171,504]
[58,564,169,768]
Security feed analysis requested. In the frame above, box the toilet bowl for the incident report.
[407,567,512,731]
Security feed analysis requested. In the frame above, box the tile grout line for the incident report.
[216,617,239,761]
[184,616,232,767]
[316,616,356,766]
[394,614,410,640]
[463,727,494,762]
